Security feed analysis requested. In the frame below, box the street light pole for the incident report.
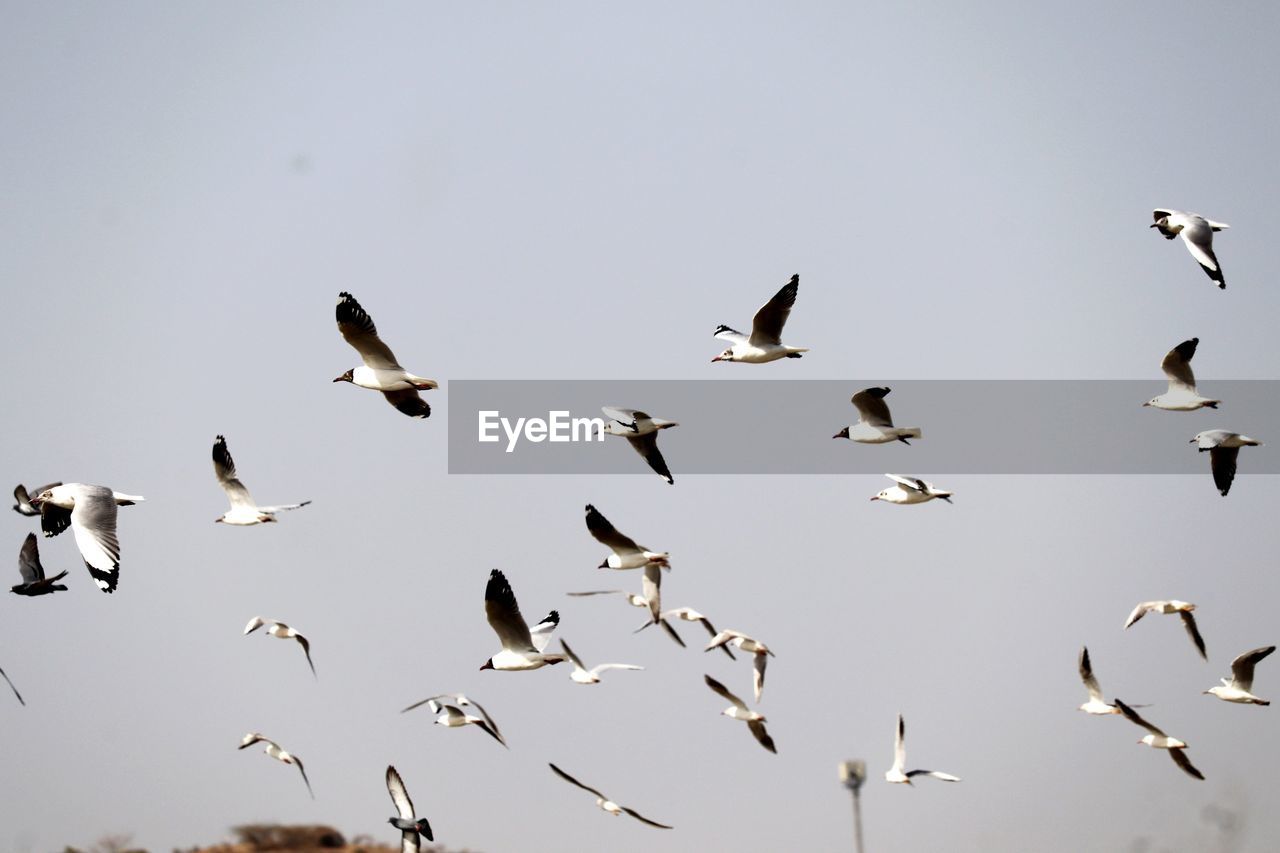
[838,759,866,853]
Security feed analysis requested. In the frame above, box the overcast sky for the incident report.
[3,3,1279,852]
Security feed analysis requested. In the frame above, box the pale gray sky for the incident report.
[2,3,1279,852]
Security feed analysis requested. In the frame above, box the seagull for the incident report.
[401,693,506,746]
[711,274,809,364]
[636,607,736,660]
[600,408,678,484]
[548,763,673,829]
[1144,339,1220,411]
[386,765,434,849]
[559,639,643,685]
[570,589,688,647]
[12,482,60,517]
[212,436,310,525]
[243,616,316,678]
[1151,209,1229,289]
[705,630,774,701]
[11,533,69,596]
[1077,646,1141,715]
[1115,699,1204,780]
[585,505,670,570]
[29,484,143,594]
[834,387,922,444]
[1191,430,1262,496]
[1124,600,1206,660]
[704,674,775,753]
[481,569,566,671]
[237,732,314,798]
[869,474,952,505]
[333,291,437,418]
[885,714,961,785]
[0,664,24,705]
[1204,645,1274,705]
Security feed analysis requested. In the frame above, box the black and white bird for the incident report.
[600,409,678,484]
[0,664,23,706]
[401,693,507,747]
[1191,430,1262,496]
[885,714,961,785]
[1114,699,1204,780]
[705,629,774,702]
[569,589,686,647]
[834,387,922,444]
[548,763,673,829]
[1204,645,1274,705]
[237,732,314,798]
[243,616,316,678]
[704,674,775,754]
[386,765,434,849]
[585,505,670,570]
[10,533,68,596]
[869,474,953,505]
[1124,600,1206,660]
[711,274,809,364]
[333,291,437,418]
[12,483,60,517]
[29,484,143,594]
[1077,646,1136,716]
[1144,339,1220,411]
[560,639,643,685]
[636,606,736,660]
[212,436,310,525]
[480,569,566,671]
[1151,209,1229,289]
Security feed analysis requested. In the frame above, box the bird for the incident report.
[12,482,60,517]
[10,533,68,596]
[569,589,688,647]
[869,474,953,505]
[211,436,310,525]
[1204,645,1274,705]
[237,733,314,798]
[333,291,437,418]
[28,484,143,594]
[548,763,673,829]
[585,505,670,570]
[243,616,316,678]
[1124,600,1206,660]
[481,569,567,671]
[386,765,434,849]
[600,408,678,484]
[0,664,23,705]
[1114,699,1204,780]
[711,274,809,363]
[1144,339,1220,411]
[1151,209,1229,289]
[1191,430,1262,496]
[1077,646,1137,715]
[704,674,775,753]
[401,693,506,747]
[833,387,922,444]
[885,714,961,785]
[635,606,736,660]
[560,639,643,685]
[705,629,774,702]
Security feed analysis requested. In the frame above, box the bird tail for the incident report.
[897,428,922,440]
[1202,401,1221,409]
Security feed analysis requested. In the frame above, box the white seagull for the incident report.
[212,436,310,525]
[480,569,566,671]
[386,765,434,850]
[333,291,436,418]
[548,763,673,829]
[243,616,316,678]
[570,589,688,647]
[1077,646,1137,716]
[704,674,776,754]
[585,505,670,570]
[1115,699,1204,780]
[1191,430,1262,496]
[12,482,60,517]
[834,387,922,444]
[636,606,736,659]
[559,638,643,685]
[1204,645,1274,705]
[401,692,506,746]
[1144,338,1220,411]
[705,629,774,702]
[870,474,952,505]
[11,533,69,597]
[601,408,678,484]
[0,664,23,706]
[885,714,961,785]
[1124,600,1206,660]
[238,732,314,798]
[1151,209,1229,289]
[29,484,143,594]
[711,274,809,364]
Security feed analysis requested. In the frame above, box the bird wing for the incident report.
[529,610,560,652]
[381,388,431,419]
[621,807,673,829]
[601,407,643,431]
[700,617,736,659]
[713,325,749,344]
[851,387,894,427]
[1169,749,1205,780]
[0,665,24,705]
[295,633,317,678]
[18,532,44,583]
[485,569,536,652]
[659,618,687,648]
[1180,611,1207,659]
[243,616,267,635]
[1124,602,1155,629]
[473,717,508,748]
[336,291,403,369]
[906,770,961,782]
[894,714,906,772]
[749,274,799,346]
[559,638,587,671]
[584,505,642,554]
[212,436,256,509]
[257,501,311,514]
[590,663,644,676]
[748,719,777,754]
[401,830,421,853]
[705,674,747,710]
[642,564,662,623]
[238,732,275,750]
[626,432,674,484]
[1229,645,1275,691]
[69,486,120,593]
[1209,446,1239,497]
[1115,699,1165,736]
[1179,222,1224,284]
[566,589,626,597]
[549,763,608,800]
[753,652,768,702]
[40,500,72,538]
[386,765,416,820]
[886,474,926,492]
[293,754,315,799]
[1079,646,1104,702]
[456,696,504,743]
[1160,339,1199,392]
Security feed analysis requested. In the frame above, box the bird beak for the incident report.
[710,356,722,363]
[832,432,842,439]
[1148,223,1158,229]
[598,560,609,569]
[479,660,494,671]
[332,375,345,383]
[1141,402,1150,407]
[869,496,879,501]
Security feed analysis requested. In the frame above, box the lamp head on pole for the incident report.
[839,759,866,792]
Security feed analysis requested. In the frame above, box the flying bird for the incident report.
[1143,339,1220,411]
[570,589,687,647]
[11,533,68,596]
[704,674,775,753]
[600,408,678,484]
[834,387,922,444]
[1191,430,1262,496]
[243,616,316,678]
[12,483,60,517]
[1077,646,1142,716]
[559,639,643,685]
[212,436,310,525]
[29,484,143,594]
[869,474,952,505]
[585,505,670,570]
[1204,645,1274,705]
[636,606,736,659]
[333,291,437,418]
[0,664,23,705]
[705,629,774,702]
[237,732,314,798]
[711,274,809,364]
[481,569,566,671]
[548,763,673,829]
[1124,600,1206,659]
[1151,209,1229,289]
[386,765,434,849]
[401,693,506,747]
[1114,699,1204,780]
[885,714,961,785]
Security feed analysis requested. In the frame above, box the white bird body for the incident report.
[711,274,808,364]
[334,292,435,418]
[1190,431,1262,497]
[885,714,961,785]
[585,505,670,570]
[1204,645,1273,705]
[348,365,438,392]
[237,732,314,798]
[1077,646,1123,715]
[30,483,142,594]
[835,388,922,444]
[481,569,566,671]
[212,436,310,525]
[243,616,316,678]
[561,639,643,685]
[704,675,776,753]
[844,422,923,444]
[1151,209,1229,289]
[870,474,953,505]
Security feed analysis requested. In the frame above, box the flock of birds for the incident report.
[0,209,1269,848]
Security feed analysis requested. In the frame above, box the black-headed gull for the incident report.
[402,693,505,745]
[585,505,669,570]
[704,674,775,754]
[559,639,643,685]
[1191,430,1261,496]
[600,408,678,484]
[571,589,687,647]
[1114,699,1203,780]
[11,533,68,596]
[1151,209,1229,289]
[705,629,774,702]
[834,387,921,444]
[885,714,960,785]
[548,763,673,829]
[238,732,314,798]
[869,474,952,505]
[386,765,434,849]
[711,274,808,364]
[29,484,143,594]
[1204,645,1274,705]
[1077,646,1145,716]
[481,569,566,671]
[1124,600,1206,660]
[12,483,60,517]
[1144,339,1219,411]
[0,664,23,705]
[636,606,736,659]
[333,292,436,418]
[212,436,310,525]
[244,616,316,678]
